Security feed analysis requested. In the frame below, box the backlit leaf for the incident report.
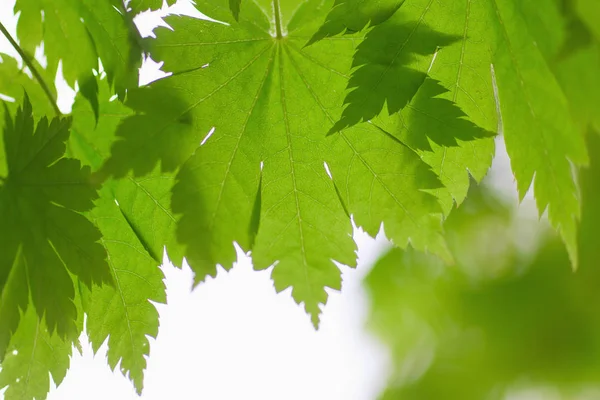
[0,96,110,359]
[488,0,588,266]
[103,0,450,325]
[0,307,74,400]
[68,79,180,391]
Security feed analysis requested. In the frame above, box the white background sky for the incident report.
[0,1,529,398]
[47,231,393,400]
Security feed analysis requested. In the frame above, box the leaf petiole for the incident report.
[0,21,61,116]
[273,0,283,39]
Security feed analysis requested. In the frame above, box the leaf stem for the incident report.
[273,0,283,39]
[0,21,61,116]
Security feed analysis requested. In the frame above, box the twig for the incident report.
[0,21,61,116]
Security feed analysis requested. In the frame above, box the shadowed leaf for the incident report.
[329,16,458,133]
[0,96,110,361]
[308,0,405,45]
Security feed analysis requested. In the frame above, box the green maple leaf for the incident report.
[0,306,75,400]
[66,78,182,392]
[0,96,111,359]
[100,0,452,325]
[80,188,166,394]
[347,0,586,264]
[15,0,144,112]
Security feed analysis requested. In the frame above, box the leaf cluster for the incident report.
[0,0,598,398]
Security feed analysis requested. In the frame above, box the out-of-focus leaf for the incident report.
[578,132,600,272]
[367,181,600,399]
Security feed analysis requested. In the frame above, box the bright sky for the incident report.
[46,231,393,400]
[0,2,397,399]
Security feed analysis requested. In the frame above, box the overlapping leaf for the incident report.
[329,14,458,133]
[336,0,586,262]
[0,97,111,364]
[375,79,495,213]
[307,0,405,44]
[400,0,498,212]
[14,0,144,112]
[70,79,184,267]
[67,79,181,392]
[339,0,498,213]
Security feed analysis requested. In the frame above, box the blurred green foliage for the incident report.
[366,133,600,400]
